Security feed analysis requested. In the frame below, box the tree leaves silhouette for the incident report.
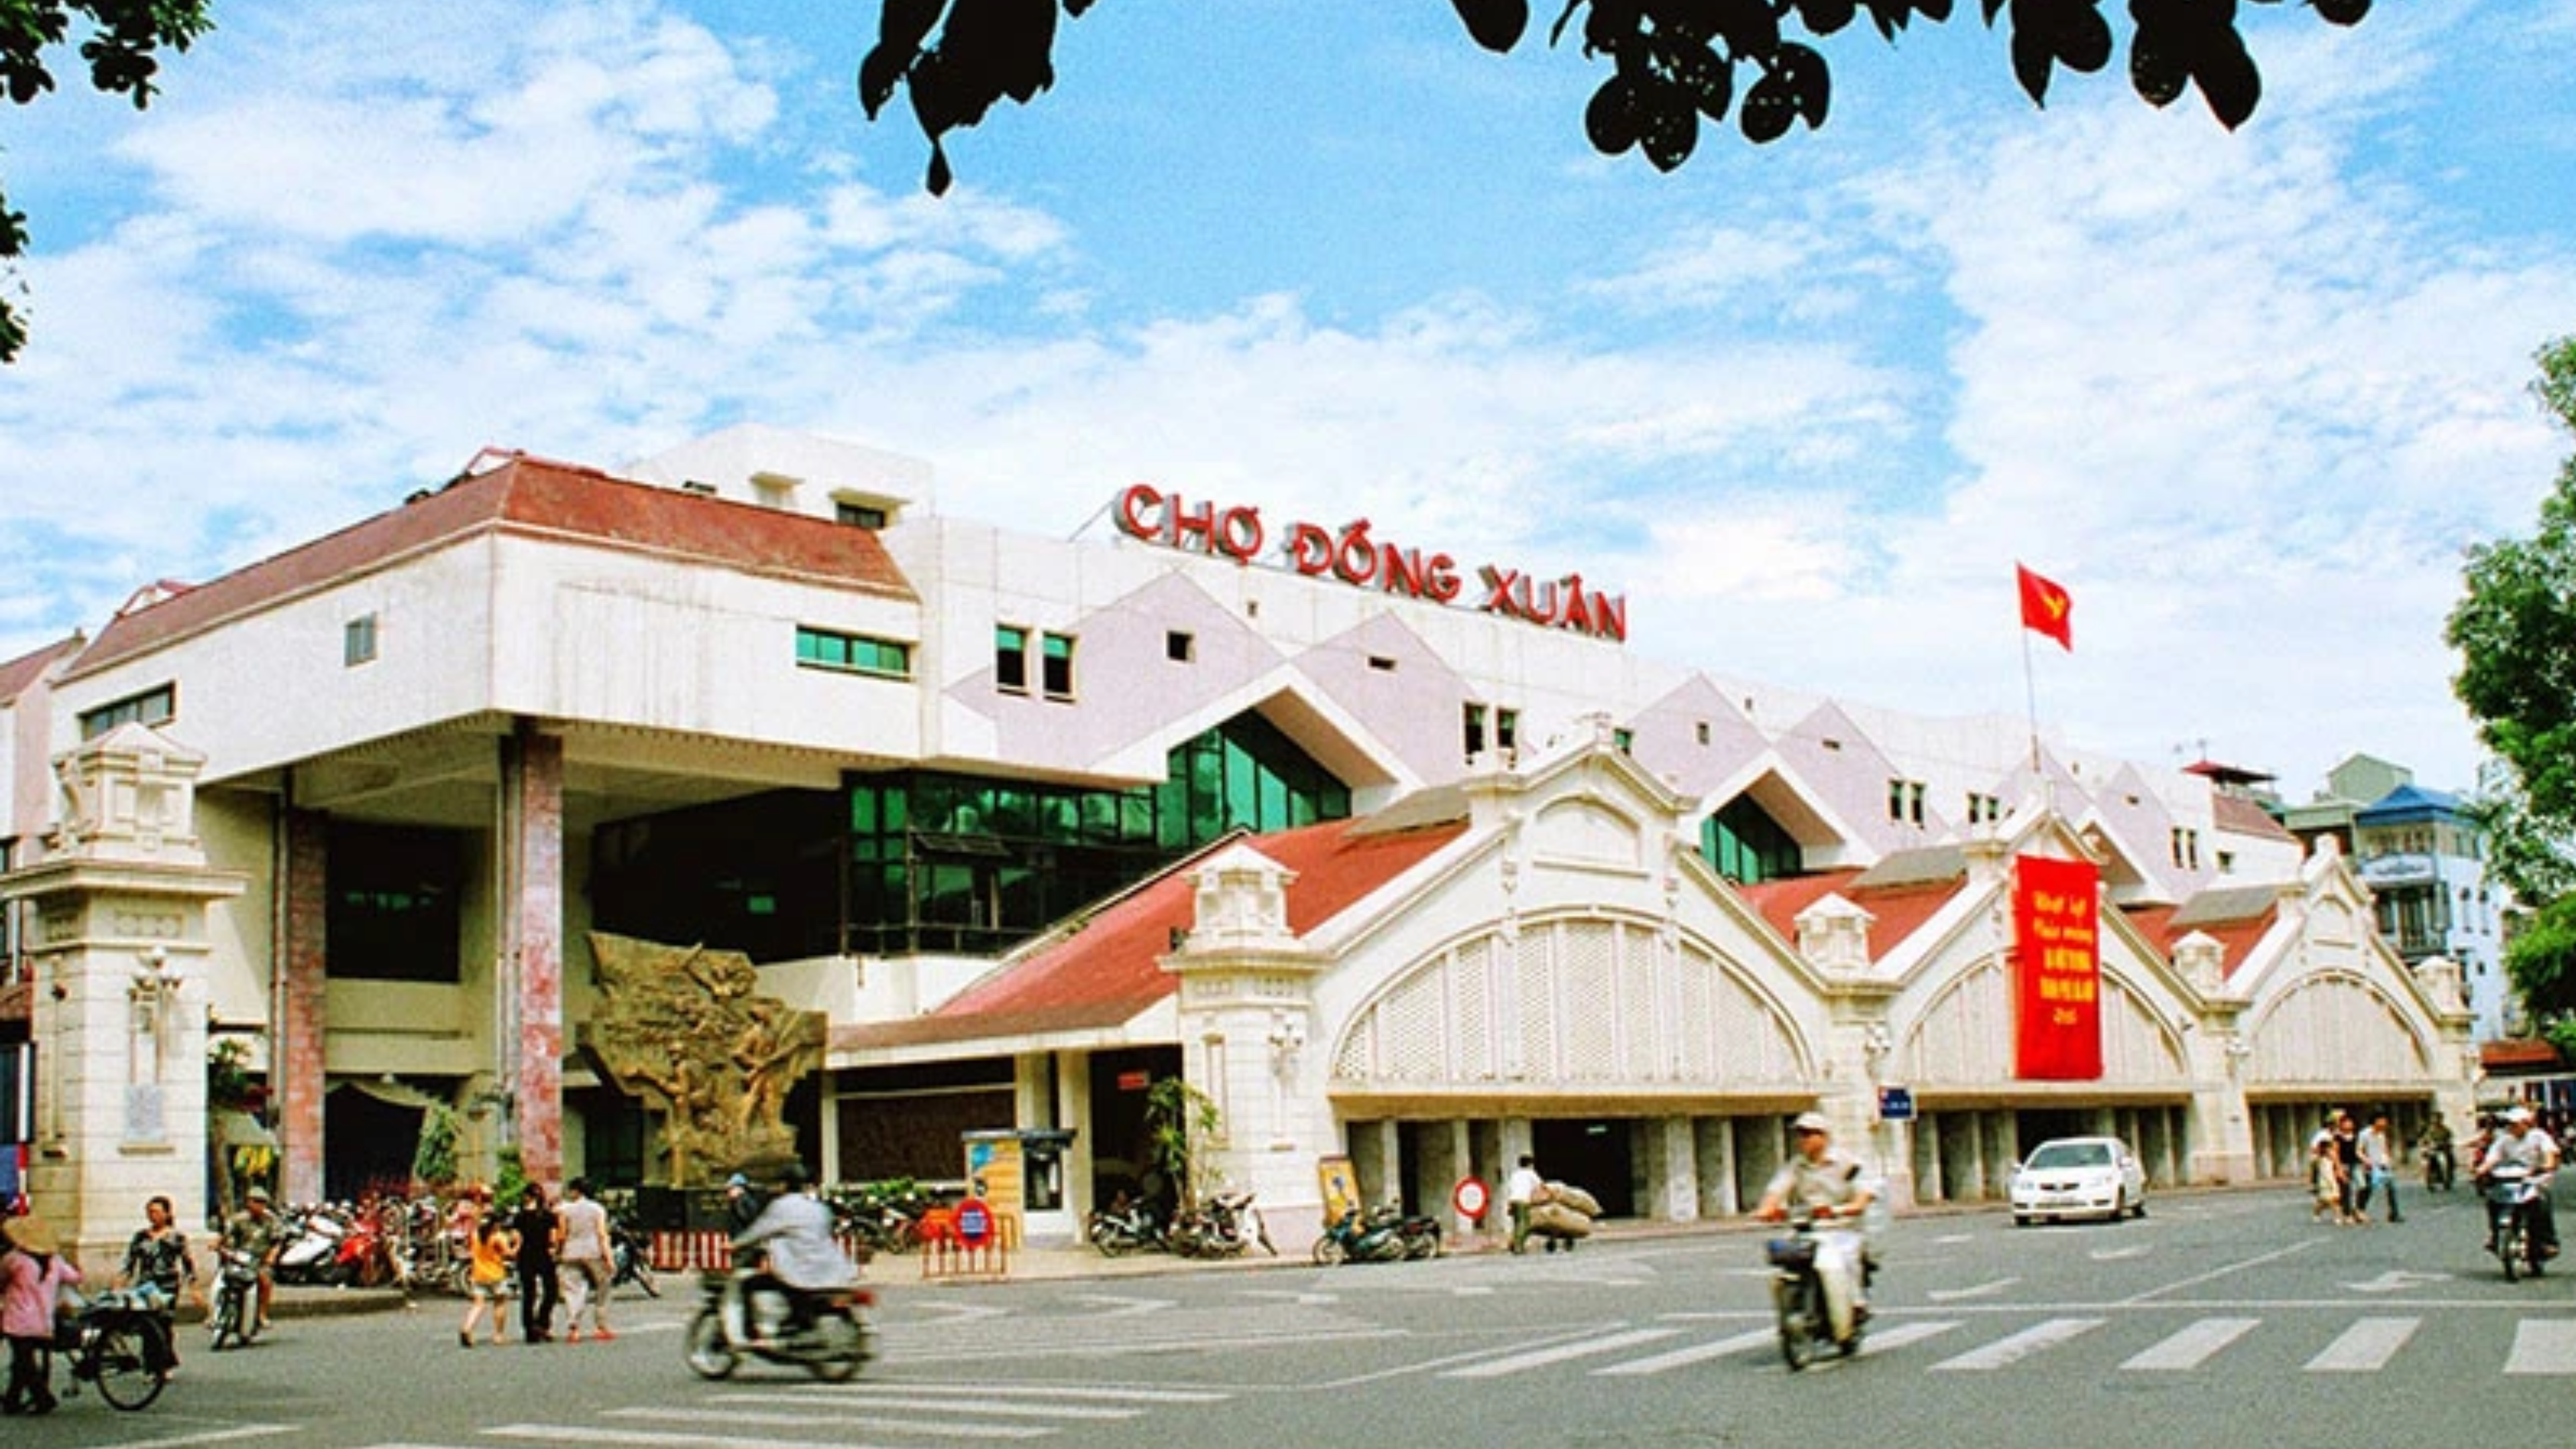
[859,0,2372,196]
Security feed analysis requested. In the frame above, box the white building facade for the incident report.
[0,428,2473,1257]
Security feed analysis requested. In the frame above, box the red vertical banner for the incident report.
[2013,855,2102,1081]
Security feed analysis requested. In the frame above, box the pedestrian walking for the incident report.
[510,1185,559,1344]
[2310,1137,2344,1224]
[556,1178,615,1344]
[458,1212,514,1348]
[2,1212,79,1417]
[2329,1111,2363,1224]
[2357,1113,2402,1223]
[1505,1153,1544,1254]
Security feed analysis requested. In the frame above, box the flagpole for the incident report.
[2022,621,2041,779]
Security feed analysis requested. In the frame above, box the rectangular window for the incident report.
[1463,703,1488,761]
[835,500,888,529]
[1497,708,1519,753]
[1695,720,1711,746]
[796,625,910,678]
[1613,727,1634,755]
[1166,631,1194,663]
[1367,655,1397,673]
[1966,792,2002,825]
[1888,778,1925,826]
[79,684,176,740]
[2170,827,2202,871]
[345,613,378,667]
[1040,632,1076,700]
[996,626,1029,693]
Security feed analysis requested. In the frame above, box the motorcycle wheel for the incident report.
[683,1310,739,1381]
[1777,1275,1823,1373]
[631,1261,661,1299]
[805,1313,868,1383]
[92,1321,169,1411]
[2500,1214,2524,1283]
[1093,1221,1131,1259]
[1405,1227,1440,1261]
[1312,1236,1346,1267]
[208,1295,234,1352]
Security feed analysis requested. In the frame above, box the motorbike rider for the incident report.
[2416,1115,2456,1190]
[729,1165,856,1345]
[2473,1105,2561,1260]
[221,1187,284,1334]
[1755,1112,1878,1346]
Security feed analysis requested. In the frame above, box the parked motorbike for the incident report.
[54,1286,171,1411]
[1311,1205,1408,1265]
[1166,1190,1275,1259]
[2483,1165,2552,1282]
[1766,1210,1867,1371]
[684,1269,873,1382]
[1085,1193,1165,1257]
[610,1219,660,1299]
[271,1203,348,1287]
[207,1247,263,1351]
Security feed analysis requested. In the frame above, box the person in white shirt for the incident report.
[2475,1106,2560,1259]
[1505,1155,1544,1256]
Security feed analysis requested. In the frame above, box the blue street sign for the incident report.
[1877,1085,1915,1122]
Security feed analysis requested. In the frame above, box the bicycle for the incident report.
[56,1287,172,1411]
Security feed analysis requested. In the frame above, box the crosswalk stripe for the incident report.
[2122,1318,2258,1371]
[487,1428,894,1449]
[729,1383,1229,1405]
[1856,1320,1966,1354]
[696,1395,1138,1421]
[1444,1327,1688,1379]
[612,1408,1051,1439]
[1929,1318,2104,1372]
[2306,1318,2420,1373]
[2504,1320,2576,1375]
[76,1431,297,1449]
[1595,1328,1776,1375]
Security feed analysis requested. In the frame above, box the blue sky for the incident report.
[3,1,2573,800]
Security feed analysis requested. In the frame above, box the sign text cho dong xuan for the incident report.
[1115,484,1629,642]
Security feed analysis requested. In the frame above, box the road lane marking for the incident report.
[488,1429,887,1449]
[2118,1240,2318,1305]
[760,1383,1231,1403]
[1929,1318,2104,1371]
[1858,1320,1966,1355]
[2121,1317,2257,1371]
[105,1432,298,1449]
[2505,1320,2576,1375]
[2347,1271,2453,1293]
[616,1407,1053,1438]
[1443,1326,1687,1379]
[700,1395,1138,1418]
[2306,1318,2420,1373]
[1595,1328,1776,1375]
[1927,1278,2020,1301]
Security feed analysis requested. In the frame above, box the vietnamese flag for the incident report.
[2017,564,2072,651]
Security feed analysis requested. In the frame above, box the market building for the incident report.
[0,427,2480,1257]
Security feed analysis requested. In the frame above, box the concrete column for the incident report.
[1349,1119,1398,1203]
[1694,1117,1738,1216]
[509,726,566,1186]
[1060,1050,1094,1216]
[1645,1116,1698,1222]
[1417,1120,1470,1226]
[279,809,329,1206]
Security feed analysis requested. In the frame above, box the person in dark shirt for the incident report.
[510,1185,559,1344]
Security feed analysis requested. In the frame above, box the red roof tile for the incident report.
[834,815,1467,1054]
[1733,869,1964,961]
[68,453,915,678]
[2212,792,2296,842]
[2482,1038,2564,1070]
[2123,901,2277,979]
[0,635,83,705]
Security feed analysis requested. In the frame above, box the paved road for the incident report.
[14,1183,2569,1449]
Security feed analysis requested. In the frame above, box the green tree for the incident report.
[1140,1074,1222,1210]
[858,0,2375,195]
[1,0,215,362]
[2449,333,2576,1053]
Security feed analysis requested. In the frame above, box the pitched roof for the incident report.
[2123,890,2278,979]
[2481,1038,2564,1071]
[2212,791,2297,842]
[832,811,1469,1055]
[0,635,83,704]
[68,452,916,678]
[1733,865,1966,963]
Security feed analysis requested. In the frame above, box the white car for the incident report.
[2009,1136,2148,1225]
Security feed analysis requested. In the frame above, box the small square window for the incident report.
[345,614,379,667]
[1167,631,1195,663]
[1367,655,1397,673]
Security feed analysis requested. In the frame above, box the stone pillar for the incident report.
[1161,841,1330,1250]
[509,725,566,1185]
[1694,1118,1738,1216]
[1643,1116,1698,1222]
[3,724,246,1264]
[279,809,328,1206]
